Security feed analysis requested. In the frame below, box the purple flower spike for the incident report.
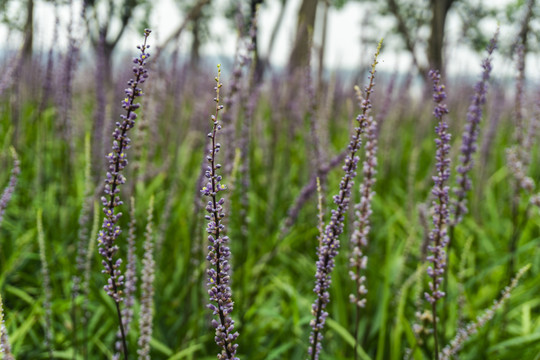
[308,40,383,360]
[0,147,20,227]
[453,29,498,224]
[425,69,451,305]
[203,65,240,360]
[425,69,452,359]
[97,29,151,359]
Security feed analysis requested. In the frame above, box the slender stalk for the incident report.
[350,85,379,359]
[202,65,239,359]
[424,70,451,360]
[97,29,152,360]
[309,40,382,360]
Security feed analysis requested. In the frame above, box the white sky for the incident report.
[12,0,540,79]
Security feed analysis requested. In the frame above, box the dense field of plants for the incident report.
[0,2,539,360]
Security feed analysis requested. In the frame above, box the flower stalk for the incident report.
[202,64,240,360]
[97,29,151,359]
[349,83,379,359]
[308,39,382,360]
[425,70,451,360]
[0,147,20,227]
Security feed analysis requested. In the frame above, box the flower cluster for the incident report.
[97,29,151,358]
[114,197,138,359]
[514,44,525,151]
[425,70,451,305]
[453,30,498,224]
[98,29,151,302]
[202,65,240,360]
[506,147,535,193]
[308,40,382,360]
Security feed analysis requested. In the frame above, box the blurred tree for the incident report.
[21,0,33,61]
[507,0,538,54]
[357,0,460,76]
[334,0,539,77]
[82,0,151,180]
[82,0,150,83]
[0,0,34,62]
[175,0,214,70]
[155,0,211,61]
[288,0,318,72]
[251,0,264,80]
[223,1,264,77]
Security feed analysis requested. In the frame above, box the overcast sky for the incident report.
[17,0,540,79]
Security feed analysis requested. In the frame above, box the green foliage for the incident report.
[0,65,539,360]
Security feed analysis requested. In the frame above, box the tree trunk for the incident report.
[22,0,34,63]
[190,13,202,69]
[517,0,535,55]
[251,0,264,82]
[288,0,318,73]
[317,0,329,95]
[428,0,454,74]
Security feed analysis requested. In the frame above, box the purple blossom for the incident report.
[349,93,378,310]
[0,147,20,227]
[425,69,451,359]
[114,197,138,359]
[453,30,498,224]
[425,69,451,305]
[514,44,526,151]
[308,40,382,360]
[97,29,151,359]
[203,65,239,360]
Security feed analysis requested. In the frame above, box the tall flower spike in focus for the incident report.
[202,64,239,360]
[97,29,151,359]
[308,39,382,360]
[425,69,451,360]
